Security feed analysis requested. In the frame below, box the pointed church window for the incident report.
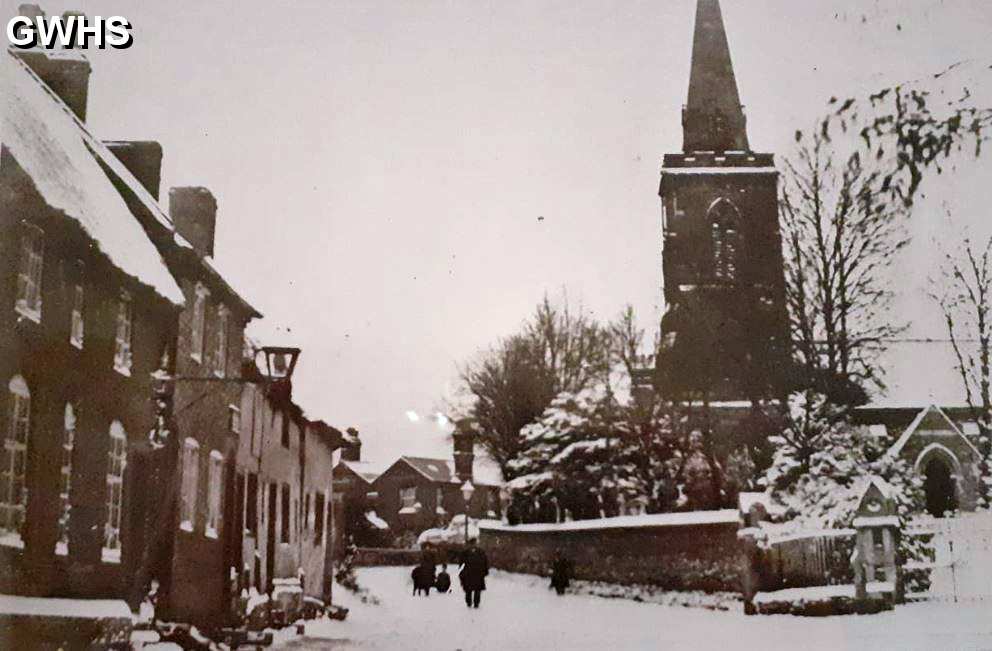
[709,199,740,282]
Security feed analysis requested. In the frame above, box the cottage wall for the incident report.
[300,425,336,601]
[0,150,177,603]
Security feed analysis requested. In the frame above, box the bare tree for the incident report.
[452,294,610,479]
[933,234,992,464]
[781,130,910,399]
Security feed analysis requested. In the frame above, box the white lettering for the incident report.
[34,15,75,49]
[6,17,34,47]
[105,17,133,49]
[73,15,104,49]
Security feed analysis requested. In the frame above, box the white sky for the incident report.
[5,0,992,462]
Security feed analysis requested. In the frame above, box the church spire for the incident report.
[683,0,749,152]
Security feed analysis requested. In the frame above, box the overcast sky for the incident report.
[6,0,992,463]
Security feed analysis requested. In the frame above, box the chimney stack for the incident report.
[341,428,362,462]
[104,141,163,199]
[452,420,476,483]
[169,187,217,257]
[12,6,92,122]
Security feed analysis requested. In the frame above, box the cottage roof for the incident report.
[1,50,183,305]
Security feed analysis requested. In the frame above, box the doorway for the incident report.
[923,457,957,518]
[267,482,278,592]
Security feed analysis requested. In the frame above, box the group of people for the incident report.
[410,539,490,609]
[410,541,575,608]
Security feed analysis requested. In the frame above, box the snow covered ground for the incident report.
[274,567,992,650]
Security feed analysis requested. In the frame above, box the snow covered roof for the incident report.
[365,511,389,530]
[481,509,740,533]
[339,459,389,483]
[378,456,503,487]
[852,515,900,528]
[402,457,455,483]
[1,51,183,305]
[886,404,981,460]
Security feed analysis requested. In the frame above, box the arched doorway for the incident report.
[922,457,957,518]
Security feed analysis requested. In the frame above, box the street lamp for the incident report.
[257,346,300,381]
[148,345,302,447]
[460,480,475,544]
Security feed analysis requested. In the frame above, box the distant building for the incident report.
[331,431,390,554]
[369,431,502,541]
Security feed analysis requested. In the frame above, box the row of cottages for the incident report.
[332,429,503,550]
[232,381,344,605]
[0,41,345,628]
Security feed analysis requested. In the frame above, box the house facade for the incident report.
[331,431,390,553]
[371,456,502,540]
[0,46,185,604]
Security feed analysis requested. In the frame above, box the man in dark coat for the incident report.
[458,538,489,608]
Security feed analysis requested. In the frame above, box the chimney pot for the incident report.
[453,426,475,483]
[341,428,362,462]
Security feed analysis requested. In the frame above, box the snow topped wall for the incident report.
[480,511,745,593]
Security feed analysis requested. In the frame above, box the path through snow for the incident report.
[275,567,992,650]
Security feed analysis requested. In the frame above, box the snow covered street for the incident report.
[275,567,992,650]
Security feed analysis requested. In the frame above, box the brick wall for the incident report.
[480,511,745,593]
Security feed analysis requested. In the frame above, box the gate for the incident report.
[907,511,992,603]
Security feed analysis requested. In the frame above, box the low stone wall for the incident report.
[479,510,744,593]
[0,595,132,648]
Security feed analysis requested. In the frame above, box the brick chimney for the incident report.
[341,428,361,462]
[104,141,163,199]
[452,421,475,483]
[11,6,92,122]
[169,187,217,258]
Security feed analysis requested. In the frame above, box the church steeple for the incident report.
[682,0,749,152]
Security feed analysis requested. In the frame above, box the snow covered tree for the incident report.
[763,392,927,575]
[506,384,640,521]
[451,294,611,479]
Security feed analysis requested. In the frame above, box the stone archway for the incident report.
[916,446,960,518]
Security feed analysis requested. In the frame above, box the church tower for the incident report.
[657,0,790,402]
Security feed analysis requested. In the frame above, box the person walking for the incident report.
[458,538,489,608]
[550,551,572,596]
